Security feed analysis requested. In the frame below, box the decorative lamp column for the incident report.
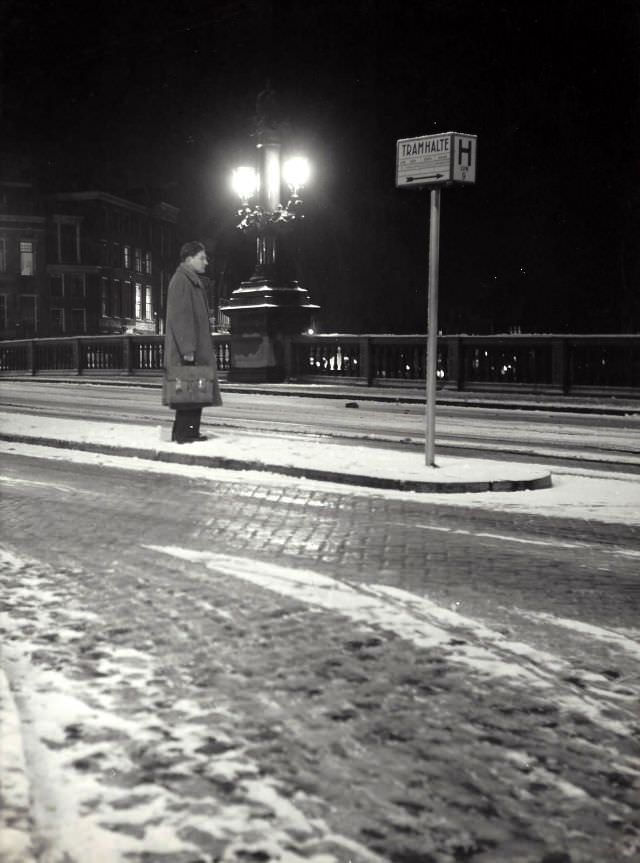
[221,87,319,382]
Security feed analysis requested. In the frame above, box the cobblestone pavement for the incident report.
[1,453,639,863]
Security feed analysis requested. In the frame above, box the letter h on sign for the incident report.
[452,134,477,184]
[458,138,473,167]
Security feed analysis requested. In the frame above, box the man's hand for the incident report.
[183,352,195,364]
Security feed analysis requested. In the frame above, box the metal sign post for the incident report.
[396,131,477,468]
[425,187,440,466]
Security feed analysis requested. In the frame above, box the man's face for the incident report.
[187,250,208,274]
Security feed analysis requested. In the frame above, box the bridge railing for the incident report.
[1,333,638,396]
[0,335,232,377]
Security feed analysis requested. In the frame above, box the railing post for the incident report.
[122,335,133,374]
[28,340,36,375]
[551,337,568,393]
[359,336,372,385]
[457,337,467,390]
[445,336,463,390]
[73,339,82,375]
[283,335,293,381]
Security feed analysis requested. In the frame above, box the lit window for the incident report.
[135,247,142,272]
[135,283,142,318]
[145,286,152,320]
[145,251,152,274]
[123,245,131,268]
[20,240,34,276]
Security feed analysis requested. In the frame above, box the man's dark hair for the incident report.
[179,241,206,261]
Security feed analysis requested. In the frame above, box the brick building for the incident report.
[48,191,180,337]
[0,173,48,339]
[0,159,181,339]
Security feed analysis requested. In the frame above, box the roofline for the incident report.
[49,191,180,220]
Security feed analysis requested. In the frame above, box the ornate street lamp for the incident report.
[220,86,318,382]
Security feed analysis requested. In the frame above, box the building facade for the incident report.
[0,165,180,339]
[48,191,180,337]
[0,176,48,339]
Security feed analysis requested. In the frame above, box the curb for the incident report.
[0,432,553,493]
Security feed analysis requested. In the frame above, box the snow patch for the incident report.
[145,546,638,738]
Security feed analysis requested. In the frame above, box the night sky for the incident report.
[2,0,639,334]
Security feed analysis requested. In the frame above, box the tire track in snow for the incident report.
[145,546,640,741]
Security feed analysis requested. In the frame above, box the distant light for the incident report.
[283,156,310,191]
[307,327,315,335]
[231,166,258,201]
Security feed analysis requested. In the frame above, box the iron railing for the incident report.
[1,333,638,395]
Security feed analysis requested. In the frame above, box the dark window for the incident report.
[51,308,65,333]
[71,308,86,333]
[101,277,109,316]
[123,281,132,317]
[50,276,63,298]
[112,279,121,316]
[19,295,37,333]
[70,276,85,299]
[60,223,77,263]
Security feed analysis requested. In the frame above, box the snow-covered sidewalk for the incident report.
[1,410,553,493]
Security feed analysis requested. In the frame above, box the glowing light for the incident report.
[231,166,258,201]
[283,156,310,191]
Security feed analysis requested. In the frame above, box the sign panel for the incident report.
[396,132,477,188]
[451,134,477,183]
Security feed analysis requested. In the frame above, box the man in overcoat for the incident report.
[163,241,222,443]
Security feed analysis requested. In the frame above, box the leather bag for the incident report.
[162,365,223,408]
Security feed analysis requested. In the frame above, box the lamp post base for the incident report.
[221,281,319,383]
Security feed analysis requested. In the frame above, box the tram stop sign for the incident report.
[396,131,477,188]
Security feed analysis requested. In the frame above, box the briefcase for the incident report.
[162,365,223,408]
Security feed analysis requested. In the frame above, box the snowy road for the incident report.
[1,379,639,471]
[1,451,639,863]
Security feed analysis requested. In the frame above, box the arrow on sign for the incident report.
[407,174,444,182]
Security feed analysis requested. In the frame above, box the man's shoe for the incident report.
[174,433,207,443]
